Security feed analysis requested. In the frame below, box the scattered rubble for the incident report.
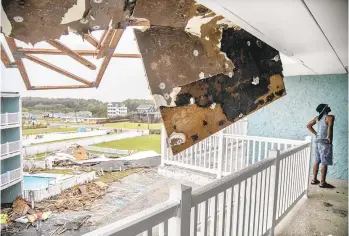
[35,181,109,213]
[1,197,52,235]
[52,215,91,235]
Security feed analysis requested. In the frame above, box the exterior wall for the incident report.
[247,74,348,179]
[1,127,20,144]
[1,92,23,203]
[1,97,19,113]
[1,155,21,173]
[1,182,22,203]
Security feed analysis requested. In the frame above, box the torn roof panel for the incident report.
[2,0,286,155]
[133,0,285,154]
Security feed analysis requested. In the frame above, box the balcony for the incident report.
[0,112,20,129]
[1,167,22,190]
[1,141,21,160]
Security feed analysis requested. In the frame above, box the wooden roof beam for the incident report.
[96,30,114,59]
[83,34,99,48]
[31,85,90,90]
[1,43,16,68]
[24,54,92,86]
[5,37,32,89]
[17,48,141,58]
[95,29,124,87]
[47,39,97,70]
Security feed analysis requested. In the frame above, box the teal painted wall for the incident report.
[1,182,22,203]
[1,155,21,173]
[0,127,20,144]
[247,74,348,179]
[1,97,19,113]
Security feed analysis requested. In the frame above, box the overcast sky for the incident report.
[1,28,152,102]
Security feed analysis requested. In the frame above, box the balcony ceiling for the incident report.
[198,0,348,76]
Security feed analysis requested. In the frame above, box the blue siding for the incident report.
[1,155,21,173]
[1,127,20,144]
[1,97,19,113]
[247,74,348,180]
[1,182,22,203]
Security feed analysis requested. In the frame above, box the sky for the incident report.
[0,28,152,102]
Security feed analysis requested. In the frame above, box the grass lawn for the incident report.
[94,134,161,153]
[98,169,144,184]
[23,127,77,135]
[104,122,161,130]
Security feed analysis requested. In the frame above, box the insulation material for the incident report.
[134,1,285,154]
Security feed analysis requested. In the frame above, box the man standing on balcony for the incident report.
[306,104,335,188]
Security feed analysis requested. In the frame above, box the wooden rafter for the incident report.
[1,43,12,68]
[17,48,141,58]
[95,29,124,86]
[31,85,90,90]
[24,54,92,86]
[96,30,114,59]
[5,37,32,89]
[97,30,108,49]
[48,39,97,70]
[83,34,99,48]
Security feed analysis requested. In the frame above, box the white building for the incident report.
[107,102,128,117]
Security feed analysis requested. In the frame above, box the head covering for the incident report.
[316,104,328,121]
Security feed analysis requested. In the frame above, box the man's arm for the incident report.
[306,118,317,135]
[326,115,335,144]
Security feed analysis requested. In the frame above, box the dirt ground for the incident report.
[276,179,348,236]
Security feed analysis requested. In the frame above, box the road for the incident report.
[23,130,148,156]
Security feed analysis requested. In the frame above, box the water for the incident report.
[23,176,56,190]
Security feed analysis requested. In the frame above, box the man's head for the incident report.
[316,104,331,115]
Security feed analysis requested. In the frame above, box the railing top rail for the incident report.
[191,157,276,205]
[6,112,19,115]
[83,200,179,236]
[222,133,306,145]
[279,141,311,160]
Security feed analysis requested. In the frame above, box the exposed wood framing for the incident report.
[95,29,124,86]
[47,40,97,70]
[24,54,92,86]
[17,48,141,58]
[31,85,90,90]
[1,44,12,68]
[96,30,115,59]
[97,30,108,49]
[5,37,32,89]
[83,34,99,48]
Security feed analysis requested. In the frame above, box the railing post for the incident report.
[305,136,312,198]
[161,125,167,167]
[5,113,8,125]
[217,130,224,178]
[270,150,280,236]
[168,184,192,236]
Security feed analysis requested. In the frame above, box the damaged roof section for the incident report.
[2,0,286,155]
[2,0,137,44]
[134,0,285,154]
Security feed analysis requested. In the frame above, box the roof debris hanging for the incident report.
[1,0,285,154]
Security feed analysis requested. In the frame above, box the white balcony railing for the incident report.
[1,141,21,158]
[83,137,312,236]
[161,121,305,178]
[1,168,22,187]
[0,112,20,127]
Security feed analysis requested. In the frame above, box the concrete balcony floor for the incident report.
[276,179,348,236]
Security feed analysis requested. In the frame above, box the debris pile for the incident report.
[1,197,52,234]
[35,181,109,212]
[52,215,91,235]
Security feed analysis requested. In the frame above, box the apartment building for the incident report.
[1,92,23,203]
[107,102,128,117]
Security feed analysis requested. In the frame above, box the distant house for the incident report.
[107,102,128,117]
[136,104,156,114]
[134,104,161,122]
